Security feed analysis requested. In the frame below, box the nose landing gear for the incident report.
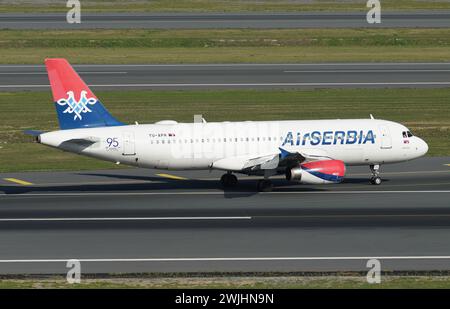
[370,164,382,185]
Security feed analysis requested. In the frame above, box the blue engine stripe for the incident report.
[302,167,344,183]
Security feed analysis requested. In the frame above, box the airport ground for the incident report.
[3,275,450,289]
[2,0,450,13]
[0,3,449,289]
[0,157,449,275]
[0,28,449,64]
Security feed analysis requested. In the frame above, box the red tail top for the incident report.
[44,58,122,130]
[45,58,98,102]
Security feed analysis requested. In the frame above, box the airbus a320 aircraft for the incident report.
[26,59,429,191]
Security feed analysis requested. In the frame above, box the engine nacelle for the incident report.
[285,160,345,184]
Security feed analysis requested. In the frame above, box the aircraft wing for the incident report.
[289,148,333,162]
[212,153,280,171]
[212,148,334,172]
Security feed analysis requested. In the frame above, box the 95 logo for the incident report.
[106,137,119,150]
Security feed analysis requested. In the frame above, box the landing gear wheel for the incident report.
[370,176,382,185]
[257,179,273,192]
[369,164,382,185]
[220,173,238,187]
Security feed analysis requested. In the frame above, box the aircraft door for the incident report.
[379,125,392,149]
[122,131,136,155]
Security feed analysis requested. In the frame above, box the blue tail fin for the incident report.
[45,58,123,130]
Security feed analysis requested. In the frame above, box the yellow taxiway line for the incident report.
[3,178,33,186]
[156,173,188,180]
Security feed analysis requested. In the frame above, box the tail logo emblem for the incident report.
[57,90,97,120]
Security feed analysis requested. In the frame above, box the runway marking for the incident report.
[0,216,251,222]
[1,256,450,263]
[2,178,33,186]
[156,173,188,180]
[1,82,450,88]
[0,190,449,197]
[0,169,446,188]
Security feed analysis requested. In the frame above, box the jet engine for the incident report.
[285,159,345,184]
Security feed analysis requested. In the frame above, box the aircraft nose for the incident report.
[417,138,429,157]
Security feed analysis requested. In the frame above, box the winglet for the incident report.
[279,147,291,160]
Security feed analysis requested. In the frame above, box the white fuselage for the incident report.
[39,118,428,173]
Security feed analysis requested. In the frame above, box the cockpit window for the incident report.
[402,131,413,138]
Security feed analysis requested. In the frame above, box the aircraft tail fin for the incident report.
[45,58,123,130]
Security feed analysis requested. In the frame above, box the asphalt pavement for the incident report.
[0,156,448,274]
[1,12,449,29]
[1,63,449,91]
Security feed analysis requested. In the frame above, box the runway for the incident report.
[1,63,450,91]
[0,157,449,274]
[1,12,450,29]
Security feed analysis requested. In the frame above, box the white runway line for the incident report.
[1,256,450,263]
[0,216,251,222]
[1,190,449,197]
[1,82,450,88]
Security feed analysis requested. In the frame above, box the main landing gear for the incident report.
[220,172,238,187]
[257,179,273,192]
[220,172,274,192]
[370,164,382,185]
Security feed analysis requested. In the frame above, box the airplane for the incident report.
[26,58,429,192]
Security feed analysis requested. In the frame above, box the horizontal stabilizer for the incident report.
[24,130,44,137]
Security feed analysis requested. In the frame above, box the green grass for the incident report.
[1,28,450,64]
[2,0,450,13]
[0,88,448,172]
[2,275,450,288]
[5,29,450,48]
